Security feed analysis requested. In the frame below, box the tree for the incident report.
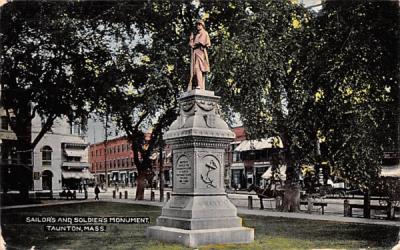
[208,0,311,211]
[207,0,398,211]
[91,1,203,200]
[297,0,399,191]
[0,2,114,198]
[298,0,399,216]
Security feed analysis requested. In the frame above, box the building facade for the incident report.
[0,107,22,192]
[88,136,172,187]
[32,116,90,191]
[0,113,90,192]
[226,127,284,190]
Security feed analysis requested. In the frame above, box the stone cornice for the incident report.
[167,136,232,149]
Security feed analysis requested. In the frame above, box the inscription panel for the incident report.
[174,155,192,189]
[198,199,229,208]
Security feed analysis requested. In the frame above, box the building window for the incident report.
[41,146,52,166]
[233,152,241,162]
[1,116,8,130]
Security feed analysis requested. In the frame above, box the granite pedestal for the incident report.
[147,89,254,247]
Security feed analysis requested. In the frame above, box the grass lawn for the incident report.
[1,201,398,250]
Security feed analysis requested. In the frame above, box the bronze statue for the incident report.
[187,20,211,91]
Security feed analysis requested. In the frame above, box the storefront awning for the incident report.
[261,166,286,180]
[62,162,89,169]
[0,131,18,140]
[64,149,85,158]
[230,163,245,170]
[381,164,400,177]
[63,143,88,149]
[254,162,271,168]
[234,138,283,152]
[62,170,94,179]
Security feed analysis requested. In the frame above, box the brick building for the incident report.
[89,136,172,187]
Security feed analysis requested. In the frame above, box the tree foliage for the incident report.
[208,0,399,191]
[298,0,399,189]
[0,2,114,148]
[79,1,200,199]
[0,2,115,195]
[1,0,398,199]
[209,0,312,181]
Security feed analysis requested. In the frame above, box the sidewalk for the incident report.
[2,188,399,227]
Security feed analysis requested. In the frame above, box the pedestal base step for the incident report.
[147,226,254,248]
[157,215,242,230]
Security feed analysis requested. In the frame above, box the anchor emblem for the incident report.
[200,160,217,188]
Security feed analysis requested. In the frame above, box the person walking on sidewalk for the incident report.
[94,185,100,200]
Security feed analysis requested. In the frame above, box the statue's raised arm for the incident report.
[187,20,211,91]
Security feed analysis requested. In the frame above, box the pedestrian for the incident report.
[84,185,88,200]
[94,185,100,200]
[66,189,72,200]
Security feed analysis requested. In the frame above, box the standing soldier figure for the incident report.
[188,20,211,91]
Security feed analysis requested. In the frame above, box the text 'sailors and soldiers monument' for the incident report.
[147,20,254,247]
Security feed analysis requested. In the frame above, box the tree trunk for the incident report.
[281,184,301,212]
[18,146,32,201]
[135,174,146,200]
[15,133,33,202]
[9,103,33,202]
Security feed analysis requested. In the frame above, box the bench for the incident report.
[345,203,399,219]
[59,191,76,200]
[35,191,53,199]
[300,201,328,214]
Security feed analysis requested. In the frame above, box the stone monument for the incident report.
[147,21,253,247]
[147,89,254,247]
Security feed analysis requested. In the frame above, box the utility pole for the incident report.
[104,111,109,191]
[159,138,164,202]
[93,127,97,185]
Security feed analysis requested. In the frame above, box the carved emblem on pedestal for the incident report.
[204,114,215,128]
[200,159,218,188]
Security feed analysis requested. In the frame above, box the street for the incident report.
[66,186,396,220]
